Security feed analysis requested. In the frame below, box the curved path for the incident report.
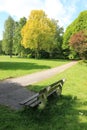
[0,61,77,109]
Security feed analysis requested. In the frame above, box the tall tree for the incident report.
[2,16,15,57]
[0,40,2,54]
[21,10,56,58]
[51,19,64,58]
[13,17,27,56]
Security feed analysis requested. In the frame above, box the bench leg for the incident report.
[38,93,47,109]
[55,86,62,96]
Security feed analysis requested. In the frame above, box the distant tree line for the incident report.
[0,10,87,59]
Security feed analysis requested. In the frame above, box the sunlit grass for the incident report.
[0,55,69,80]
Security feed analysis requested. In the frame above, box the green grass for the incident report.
[0,60,87,130]
[0,55,69,80]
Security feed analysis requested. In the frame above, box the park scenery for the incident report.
[0,2,87,130]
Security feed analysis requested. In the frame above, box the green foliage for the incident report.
[0,40,2,54]
[63,10,87,49]
[13,17,27,56]
[63,10,87,59]
[2,16,15,57]
[50,19,64,58]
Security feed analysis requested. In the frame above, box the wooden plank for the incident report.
[20,93,39,105]
[25,97,38,106]
[30,100,41,107]
[48,89,56,96]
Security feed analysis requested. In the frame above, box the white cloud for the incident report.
[45,0,65,18]
[0,0,44,19]
[0,0,79,28]
[44,0,77,28]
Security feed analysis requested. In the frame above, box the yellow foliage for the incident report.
[21,10,56,51]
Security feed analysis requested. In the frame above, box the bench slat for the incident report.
[30,100,41,107]
[25,97,38,106]
[48,89,56,96]
[20,93,39,105]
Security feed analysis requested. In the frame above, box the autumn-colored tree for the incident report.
[21,10,56,58]
[69,30,87,59]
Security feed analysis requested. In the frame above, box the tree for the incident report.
[63,11,87,49]
[63,10,87,58]
[13,17,27,56]
[2,16,15,57]
[51,19,64,58]
[21,10,56,59]
[0,40,2,54]
[69,30,87,59]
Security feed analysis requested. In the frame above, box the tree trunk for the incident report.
[10,49,12,58]
[49,51,52,59]
[10,53,12,58]
[35,49,40,59]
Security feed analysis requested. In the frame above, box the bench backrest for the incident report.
[39,79,65,96]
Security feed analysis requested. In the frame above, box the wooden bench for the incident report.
[20,79,65,108]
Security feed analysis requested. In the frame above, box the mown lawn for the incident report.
[0,60,87,130]
[0,55,69,80]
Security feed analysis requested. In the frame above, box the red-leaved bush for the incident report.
[69,30,87,59]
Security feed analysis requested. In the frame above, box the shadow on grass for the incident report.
[20,95,87,130]
[0,94,87,130]
[0,62,50,70]
[40,59,69,62]
[79,60,87,66]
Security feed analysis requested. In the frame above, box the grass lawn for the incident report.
[0,55,69,80]
[0,60,87,130]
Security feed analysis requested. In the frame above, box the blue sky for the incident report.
[0,0,87,40]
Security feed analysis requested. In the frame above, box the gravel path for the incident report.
[0,61,77,109]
